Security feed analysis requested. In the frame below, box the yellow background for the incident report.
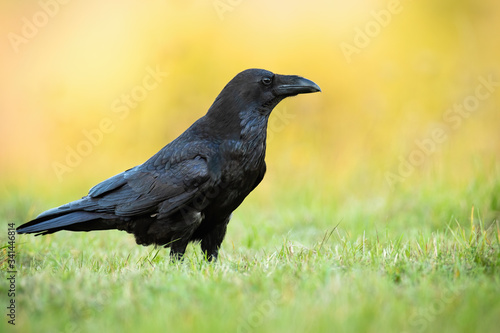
[1,0,499,211]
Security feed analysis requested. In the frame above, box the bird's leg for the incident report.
[201,245,219,262]
[169,250,184,262]
[200,217,230,262]
[169,241,187,262]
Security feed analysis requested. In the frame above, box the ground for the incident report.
[1,175,499,333]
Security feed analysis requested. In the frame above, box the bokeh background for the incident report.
[1,0,499,232]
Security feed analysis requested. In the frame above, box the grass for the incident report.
[2,1,500,331]
[1,178,499,333]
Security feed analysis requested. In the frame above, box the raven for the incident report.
[17,68,321,261]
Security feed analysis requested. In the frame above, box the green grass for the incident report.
[1,179,499,333]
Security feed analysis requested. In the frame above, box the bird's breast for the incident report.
[221,138,266,173]
[201,139,266,216]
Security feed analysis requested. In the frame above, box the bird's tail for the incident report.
[16,198,117,236]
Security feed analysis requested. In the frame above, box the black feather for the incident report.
[17,68,320,261]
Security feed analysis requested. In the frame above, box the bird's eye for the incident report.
[261,77,272,86]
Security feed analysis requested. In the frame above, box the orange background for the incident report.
[1,0,499,206]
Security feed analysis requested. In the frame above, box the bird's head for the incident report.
[227,68,321,113]
[205,68,320,138]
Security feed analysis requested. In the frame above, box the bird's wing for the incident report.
[92,153,214,217]
[100,157,210,216]
[35,139,217,221]
[18,140,217,234]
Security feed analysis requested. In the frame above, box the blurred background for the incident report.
[1,0,499,235]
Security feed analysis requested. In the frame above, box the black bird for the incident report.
[17,68,321,261]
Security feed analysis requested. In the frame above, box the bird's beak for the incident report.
[274,74,321,97]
